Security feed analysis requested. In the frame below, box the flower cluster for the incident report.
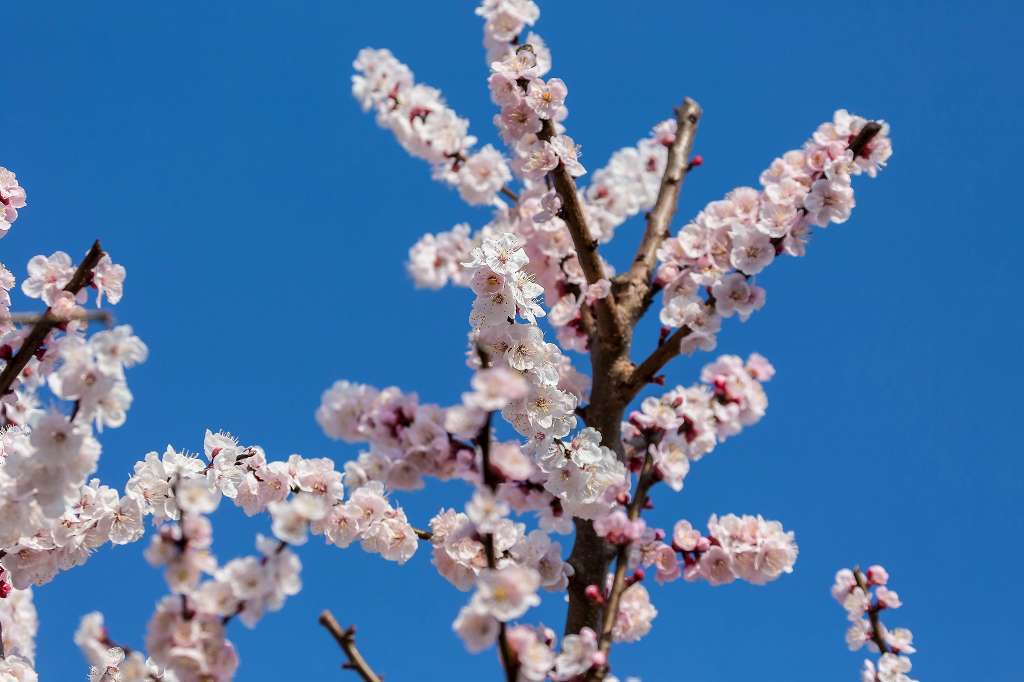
[191,535,301,630]
[124,431,421,568]
[407,222,476,290]
[656,110,892,354]
[0,469,145,589]
[489,47,581,180]
[48,325,147,430]
[75,613,169,682]
[21,251,123,311]
[79,479,302,681]
[465,233,626,519]
[581,119,679,243]
[476,1,543,64]
[0,587,38,681]
[833,565,918,682]
[621,353,773,491]
[146,595,238,681]
[602,514,798,589]
[689,514,799,586]
[431,504,568,594]
[455,565,620,682]
[316,380,466,490]
[0,238,140,592]
[351,49,511,206]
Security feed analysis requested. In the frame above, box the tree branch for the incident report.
[1,310,113,326]
[625,326,692,398]
[500,185,520,203]
[561,100,703,641]
[623,120,884,396]
[853,567,891,655]
[0,240,105,396]
[538,119,623,345]
[412,527,433,541]
[618,98,702,324]
[589,454,658,680]
[474,401,519,682]
[318,610,383,682]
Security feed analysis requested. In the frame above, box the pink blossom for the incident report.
[672,520,701,552]
[525,77,567,120]
[593,510,645,545]
[0,167,27,237]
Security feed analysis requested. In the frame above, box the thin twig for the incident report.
[318,610,383,682]
[0,240,105,396]
[473,394,518,682]
[618,98,702,325]
[589,454,658,680]
[2,309,113,326]
[853,567,890,655]
[412,527,433,541]
[626,326,692,398]
[500,185,520,203]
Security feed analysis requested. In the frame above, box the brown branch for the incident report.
[500,185,520,203]
[474,403,519,682]
[412,527,433,541]
[589,454,658,680]
[560,100,703,641]
[0,240,105,396]
[623,120,883,396]
[618,98,702,325]
[318,610,383,682]
[538,119,623,345]
[849,122,883,158]
[625,326,692,398]
[2,310,113,326]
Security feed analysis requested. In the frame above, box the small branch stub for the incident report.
[318,610,383,682]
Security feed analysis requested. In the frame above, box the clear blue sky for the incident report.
[4,2,1021,680]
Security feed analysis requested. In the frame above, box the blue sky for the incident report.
[4,1,1022,680]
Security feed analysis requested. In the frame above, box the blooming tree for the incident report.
[0,2,915,681]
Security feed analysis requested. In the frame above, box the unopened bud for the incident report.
[584,584,606,605]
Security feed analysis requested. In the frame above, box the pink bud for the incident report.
[584,584,605,604]
[592,651,607,666]
[867,565,889,586]
[690,154,704,168]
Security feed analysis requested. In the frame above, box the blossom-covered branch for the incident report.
[617,98,702,326]
[626,111,891,393]
[0,240,106,397]
[834,565,918,682]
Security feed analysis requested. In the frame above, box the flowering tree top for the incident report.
[0,2,912,681]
